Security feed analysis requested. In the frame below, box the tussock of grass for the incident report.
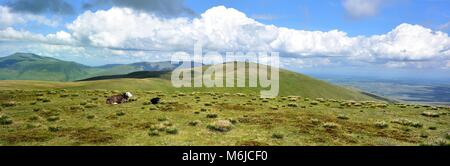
[188,120,201,126]
[374,121,388,129]
[149,105,158,110]
[310,101,319,105]
[29,115,40,121]
[272,133,284,139]
[86,114,95,119]
[0,115,13,125]
[39,109,60,117]
[287,103,298,107]
[165,127,178,134]
[391,118,423,128]
[157,117,168,121]
[48,125,62,132]
[2,101,17,107]
[421,138,448,146]
[311,118,320,125]
[116,111,126,116]
[84,103,98,109]
[60,94,69,98]
[148,129,159,136]
[206,113,218,118]
[47,116,60,122]
[421,111,440,118]
[207,120,233,132]
[337,114,349,120]
[25,123,41,129]
[323,122,339,129]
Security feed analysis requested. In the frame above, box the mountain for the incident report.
[0,53,180,81]
[0,53,94,81]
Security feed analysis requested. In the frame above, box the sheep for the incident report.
[150,97,161,104]
[106,92,133,105]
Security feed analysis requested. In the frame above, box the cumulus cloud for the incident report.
[0,27,75,46]
[5,0,74,15]
[83,0,194,17]
[0,5,59,28]
[342,0,383,18]
[63,6,450,61]
[364,23,450,60]
[1,5,450,68]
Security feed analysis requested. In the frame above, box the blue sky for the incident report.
[186,0,450,36]
[0,0,449,81]
[5,0,450,36]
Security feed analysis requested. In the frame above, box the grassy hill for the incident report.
[0,53,180,81]
[0,87,448,146]
[0,60,448,146]
[0,62,378,101]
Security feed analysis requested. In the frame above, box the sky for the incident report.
[0,0,449,81]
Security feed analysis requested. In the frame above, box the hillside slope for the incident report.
[0,62,378,101]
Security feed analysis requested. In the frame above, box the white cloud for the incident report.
[0,27,46,41]
[65,6,450,60]
[0,6,24,27]
[1,6,450,68]
[0,5,59,28]
[342,0,383,18]
[271,28,356,56]
[364,23,450,60]
[0,27,75,46]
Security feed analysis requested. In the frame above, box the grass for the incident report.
[0,61,380,102]
[374,121,389,129]
[0,87,449,145]
[207,120,234,132]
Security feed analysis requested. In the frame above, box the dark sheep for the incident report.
[150,97,160,104]
[106,92,133,104]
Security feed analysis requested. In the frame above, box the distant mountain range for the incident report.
[0,53,181,81]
